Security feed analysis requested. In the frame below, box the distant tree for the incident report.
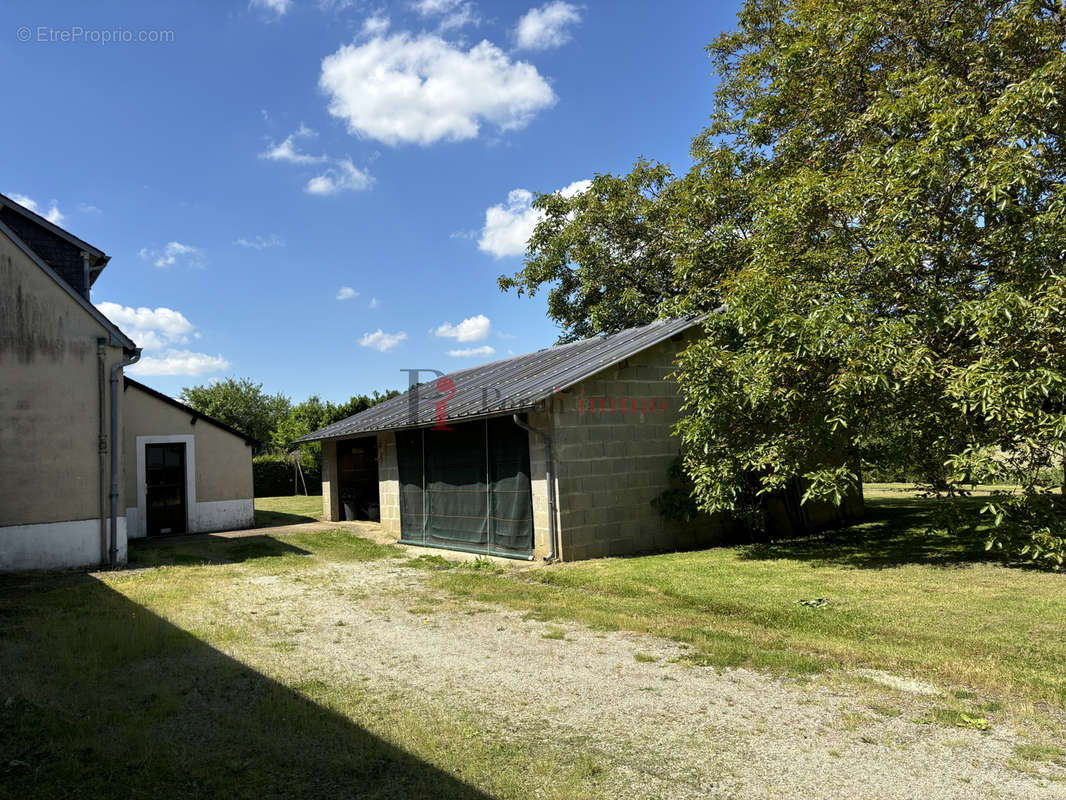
[323,390,401,427]
[272,390,403,467]
[180,378,291,453]
[272,396,330,466]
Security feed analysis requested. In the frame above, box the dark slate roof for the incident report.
[124,378,259,446]
[0,218,136,350]
[0,192,109,299]
[298,316,701,442]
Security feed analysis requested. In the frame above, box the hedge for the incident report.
[253,454,322,497]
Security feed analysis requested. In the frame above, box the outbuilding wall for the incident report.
[377,432,401,537]
[122,383,254,538]
[550,334,719,560]
[0,230,129,570]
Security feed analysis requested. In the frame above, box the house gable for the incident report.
[0,193,108,301]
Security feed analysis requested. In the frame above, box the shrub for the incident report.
[253,454,321,497]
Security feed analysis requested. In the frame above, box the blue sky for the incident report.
[3,0,735,402]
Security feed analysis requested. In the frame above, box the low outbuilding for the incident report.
[300,318,861,562]
[122,378,256,539]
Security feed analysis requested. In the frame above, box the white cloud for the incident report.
[432,313,491,342]
[413,0,461,13]
[139,241,205,269]
[234,234,284,249]
[477,179,590,258]
[96,301,230,376]
[478,189,537,259]
[306,158,373,195]
[8,193,65,226]
[368,297,379,308]
[96,302,195,350]
[319,32,556,146]
[515,1,581,50]
[361,13,390,35]
[250,0,292,17]
[336,286,358,300]
[447,345,495,358]
[130,350,232,377]
[79,203,102,214]
[260,125,372,194]
[557,179,592,198]
[360,329,408,351]
[259,124,327,164]
[436,2,480,31]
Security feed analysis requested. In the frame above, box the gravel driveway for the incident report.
[176,552,1065,799]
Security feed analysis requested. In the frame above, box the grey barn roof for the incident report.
[298,316,701,442]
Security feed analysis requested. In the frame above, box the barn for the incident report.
[303,319,729,561]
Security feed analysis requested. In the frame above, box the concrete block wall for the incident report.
[525,409,558,559]
[377,431,401,538]
[551,334,719,560]
[321,440,339,522]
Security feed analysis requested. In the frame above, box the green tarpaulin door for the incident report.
[395,418,534,557]
[396,430,426,544]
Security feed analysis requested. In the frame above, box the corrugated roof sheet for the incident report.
[298,316,701,442]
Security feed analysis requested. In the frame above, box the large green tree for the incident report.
[503,0,1066,565]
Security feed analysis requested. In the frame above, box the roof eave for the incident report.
[297,403,540,443]
[124,377,260,446]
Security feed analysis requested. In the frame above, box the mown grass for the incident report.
[254,494,323,528]
[423,485,1066,709]
[0,530,612,800]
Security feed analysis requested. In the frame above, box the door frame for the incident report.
[136,434,196,538]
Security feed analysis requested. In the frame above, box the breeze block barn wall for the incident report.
[549,333,720,561]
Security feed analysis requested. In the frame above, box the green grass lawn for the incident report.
[254,494,323,527]
[0,532,574,800]
[422,485,1066,710]
[2,488,1065,799]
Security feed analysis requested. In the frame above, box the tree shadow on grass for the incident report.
[129,534,313,567]
[0,574,491,800]
[737,498,998,570]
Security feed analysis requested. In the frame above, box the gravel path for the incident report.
[195,556,1066,799]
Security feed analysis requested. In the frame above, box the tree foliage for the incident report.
[181,379,400,467]
[502,0,1066,566]
[180,378,291,452]
[272,391,401,465]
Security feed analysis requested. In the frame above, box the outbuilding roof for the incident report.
[298,316,701,442]
[124,378,259,446]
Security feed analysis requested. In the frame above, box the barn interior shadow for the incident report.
[0,572,491,800]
